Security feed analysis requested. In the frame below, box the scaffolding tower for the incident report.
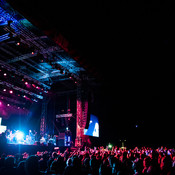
[40,96,49,137]
[75,81,88,147]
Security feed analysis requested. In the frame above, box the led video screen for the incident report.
[84,114,99,137]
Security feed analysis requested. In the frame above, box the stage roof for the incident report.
[1,0,175,109]
[0,0,95,111]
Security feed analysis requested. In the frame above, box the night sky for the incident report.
[5,0,175,147]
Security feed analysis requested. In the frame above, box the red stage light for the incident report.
[25,82,28,85]
[9,90,13,94]
[32,84,36,88]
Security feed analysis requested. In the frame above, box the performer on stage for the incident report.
[34,130,38,142]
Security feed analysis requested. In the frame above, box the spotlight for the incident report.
[25,82,28,85]
[16,42,20,46]
[16,131,24,140]
[108,143,113,149]
[4,73,7,76]
[32,84,36,88]
[9,90,13,94]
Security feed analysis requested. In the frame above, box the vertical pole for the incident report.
[75,83,82,147]
[40,96,49,137]
[75,81,89,147]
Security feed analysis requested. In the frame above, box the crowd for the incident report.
[0,146,175,175]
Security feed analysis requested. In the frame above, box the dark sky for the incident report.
[7,0,175,147]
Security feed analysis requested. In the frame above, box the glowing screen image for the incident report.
[0,117,7,134]
[84,114,99,137]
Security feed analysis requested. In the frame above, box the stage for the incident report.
[5,143,55,155]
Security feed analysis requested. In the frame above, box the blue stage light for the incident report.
[16,131,24,140]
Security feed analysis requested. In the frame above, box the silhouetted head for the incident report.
[5,156,15,168]
[25,155,39,175]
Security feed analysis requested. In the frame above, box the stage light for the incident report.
[25,81,28,85]
[108,143,113,149]
[7,104,10,106]
[9,90,13,94]
[3,89,6,92]
[4,73,7,76]
[0,101,2,106]
[16,131,24,140]
[32,84,36,88]
[33,99,38,102]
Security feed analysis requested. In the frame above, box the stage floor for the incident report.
[6,143,55,155]
[5,143,73,155]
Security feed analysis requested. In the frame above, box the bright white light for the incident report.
[0,117,7,134]
[16,131,24,140]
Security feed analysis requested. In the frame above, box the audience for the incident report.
[0,146,175,175]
